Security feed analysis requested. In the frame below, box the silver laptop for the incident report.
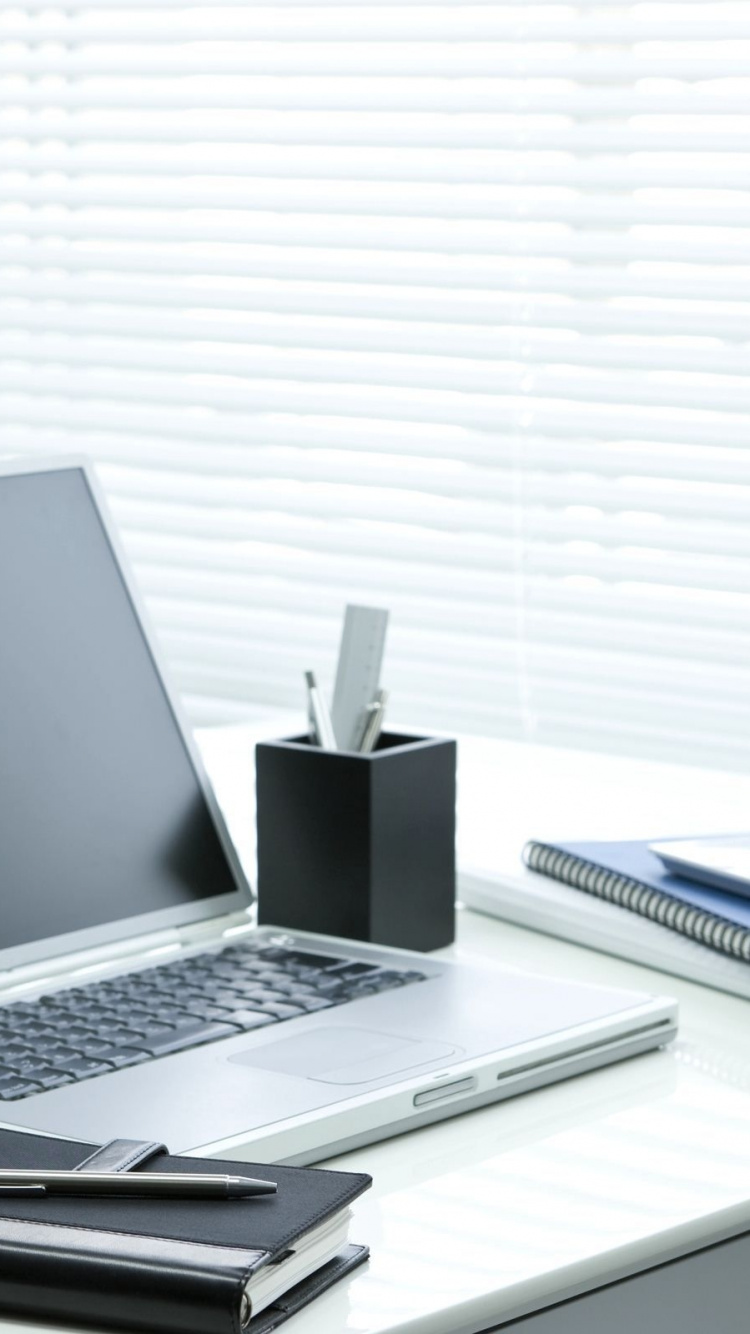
[0,457,678,1165]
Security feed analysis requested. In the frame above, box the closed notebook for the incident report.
[524,839,750,963]
[0,1129,370,1334]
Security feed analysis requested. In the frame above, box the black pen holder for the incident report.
[256,733,456,951]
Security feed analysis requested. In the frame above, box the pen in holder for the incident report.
[256,733,456,952]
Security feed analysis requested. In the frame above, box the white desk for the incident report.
[2,728,744,1334]
[192,724,750,1334]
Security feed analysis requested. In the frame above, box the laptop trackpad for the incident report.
[229,1027,458,1085]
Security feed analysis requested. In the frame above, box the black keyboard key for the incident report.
[47,1045,96,1065]
[5,1042,34,1058]
[198,965,245,987]
[126,1020,178,1041]
[36,1004,75,1022]
[23,1040,70,1061]
[258,948,346,971]
[92,1019,139,1040]
[76,1027,140,1048]
[60,1002,118,1018]
[0,1072,29,1090]
[328,962,382,980]
[253,1000,308,1020]
[32,1035,69,1053]
[77,1037,120,1058]
[92,1047,150,1069]
[103,1027,151,1045]
[206,980,260,997]
[0,1079,43,1100]
[230,987,277,1003]
[369,970,409,989]
[4,1054,54,1076]
[256,979,299,997]
[7,1020,52,1038]
[279,981,317,996]
[55,1057,116,1079]
[219,982,273,1001]
[184,1003,240,1023]
[62,1024,99,1041]
[206,989,254,1007]
[138,1021,240,1057]
[285,995,334,1012]
[29,1069,75,1091]
[308,976,349,996]
[146,1006,195,1025]
[224,1009,278,1030]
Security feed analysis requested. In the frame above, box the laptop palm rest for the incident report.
[229,1027,458,1085]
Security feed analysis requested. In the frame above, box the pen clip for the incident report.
[0,1185,47,1197]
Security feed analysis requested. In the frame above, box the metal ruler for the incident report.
[331,604,389,751]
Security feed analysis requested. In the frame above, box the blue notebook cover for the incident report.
[554,840,750,931]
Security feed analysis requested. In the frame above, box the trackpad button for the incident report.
[229,1027,458,1085]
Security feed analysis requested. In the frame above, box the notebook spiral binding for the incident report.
[523,841,750,963]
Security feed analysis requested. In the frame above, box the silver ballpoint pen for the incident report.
[358,688,389,754]
[0,1169,277,1199]
[304,670,337,751]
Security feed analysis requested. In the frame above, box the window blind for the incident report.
[2,3,750,769]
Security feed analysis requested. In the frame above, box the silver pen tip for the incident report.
[230,1177,277,1198]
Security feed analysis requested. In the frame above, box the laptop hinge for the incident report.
[176,910,255,950]
[0,909,255,1000]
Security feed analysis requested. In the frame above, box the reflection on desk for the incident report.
[193,724,750,1334]
[315,913,750,1334]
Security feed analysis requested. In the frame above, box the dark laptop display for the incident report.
[0,463,425,1108]
[0,466,238,951]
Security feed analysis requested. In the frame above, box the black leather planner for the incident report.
[0,1128,370,1333]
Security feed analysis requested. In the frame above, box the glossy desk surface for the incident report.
[195,723,750,1334]
[304,909,750,1334]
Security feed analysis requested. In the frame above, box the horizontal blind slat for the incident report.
[4,109,750,154]
[10,0,737,10]
[4,302,750,371]
[2,275,750,343]
[5,178,750,229]
[8,421,750,489]
[5,376,750,450]
[4,144,750,192]
[101,495,750,592]
[4,213,748,265]
[3,242,749,304]
[6,46,750,79]
[4,80,750,116]
[6,10,750,43]
[131,573,750,666]
[4,337,750,416]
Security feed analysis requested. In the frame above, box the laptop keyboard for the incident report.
[0,941,426,1101]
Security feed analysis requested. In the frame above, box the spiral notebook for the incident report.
[523,839,750,964]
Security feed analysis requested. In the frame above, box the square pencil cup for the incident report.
[256,732,456,952]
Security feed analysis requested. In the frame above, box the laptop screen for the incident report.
[0,465,241,953]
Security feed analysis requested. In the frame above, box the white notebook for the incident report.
[461,863,750,1002]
